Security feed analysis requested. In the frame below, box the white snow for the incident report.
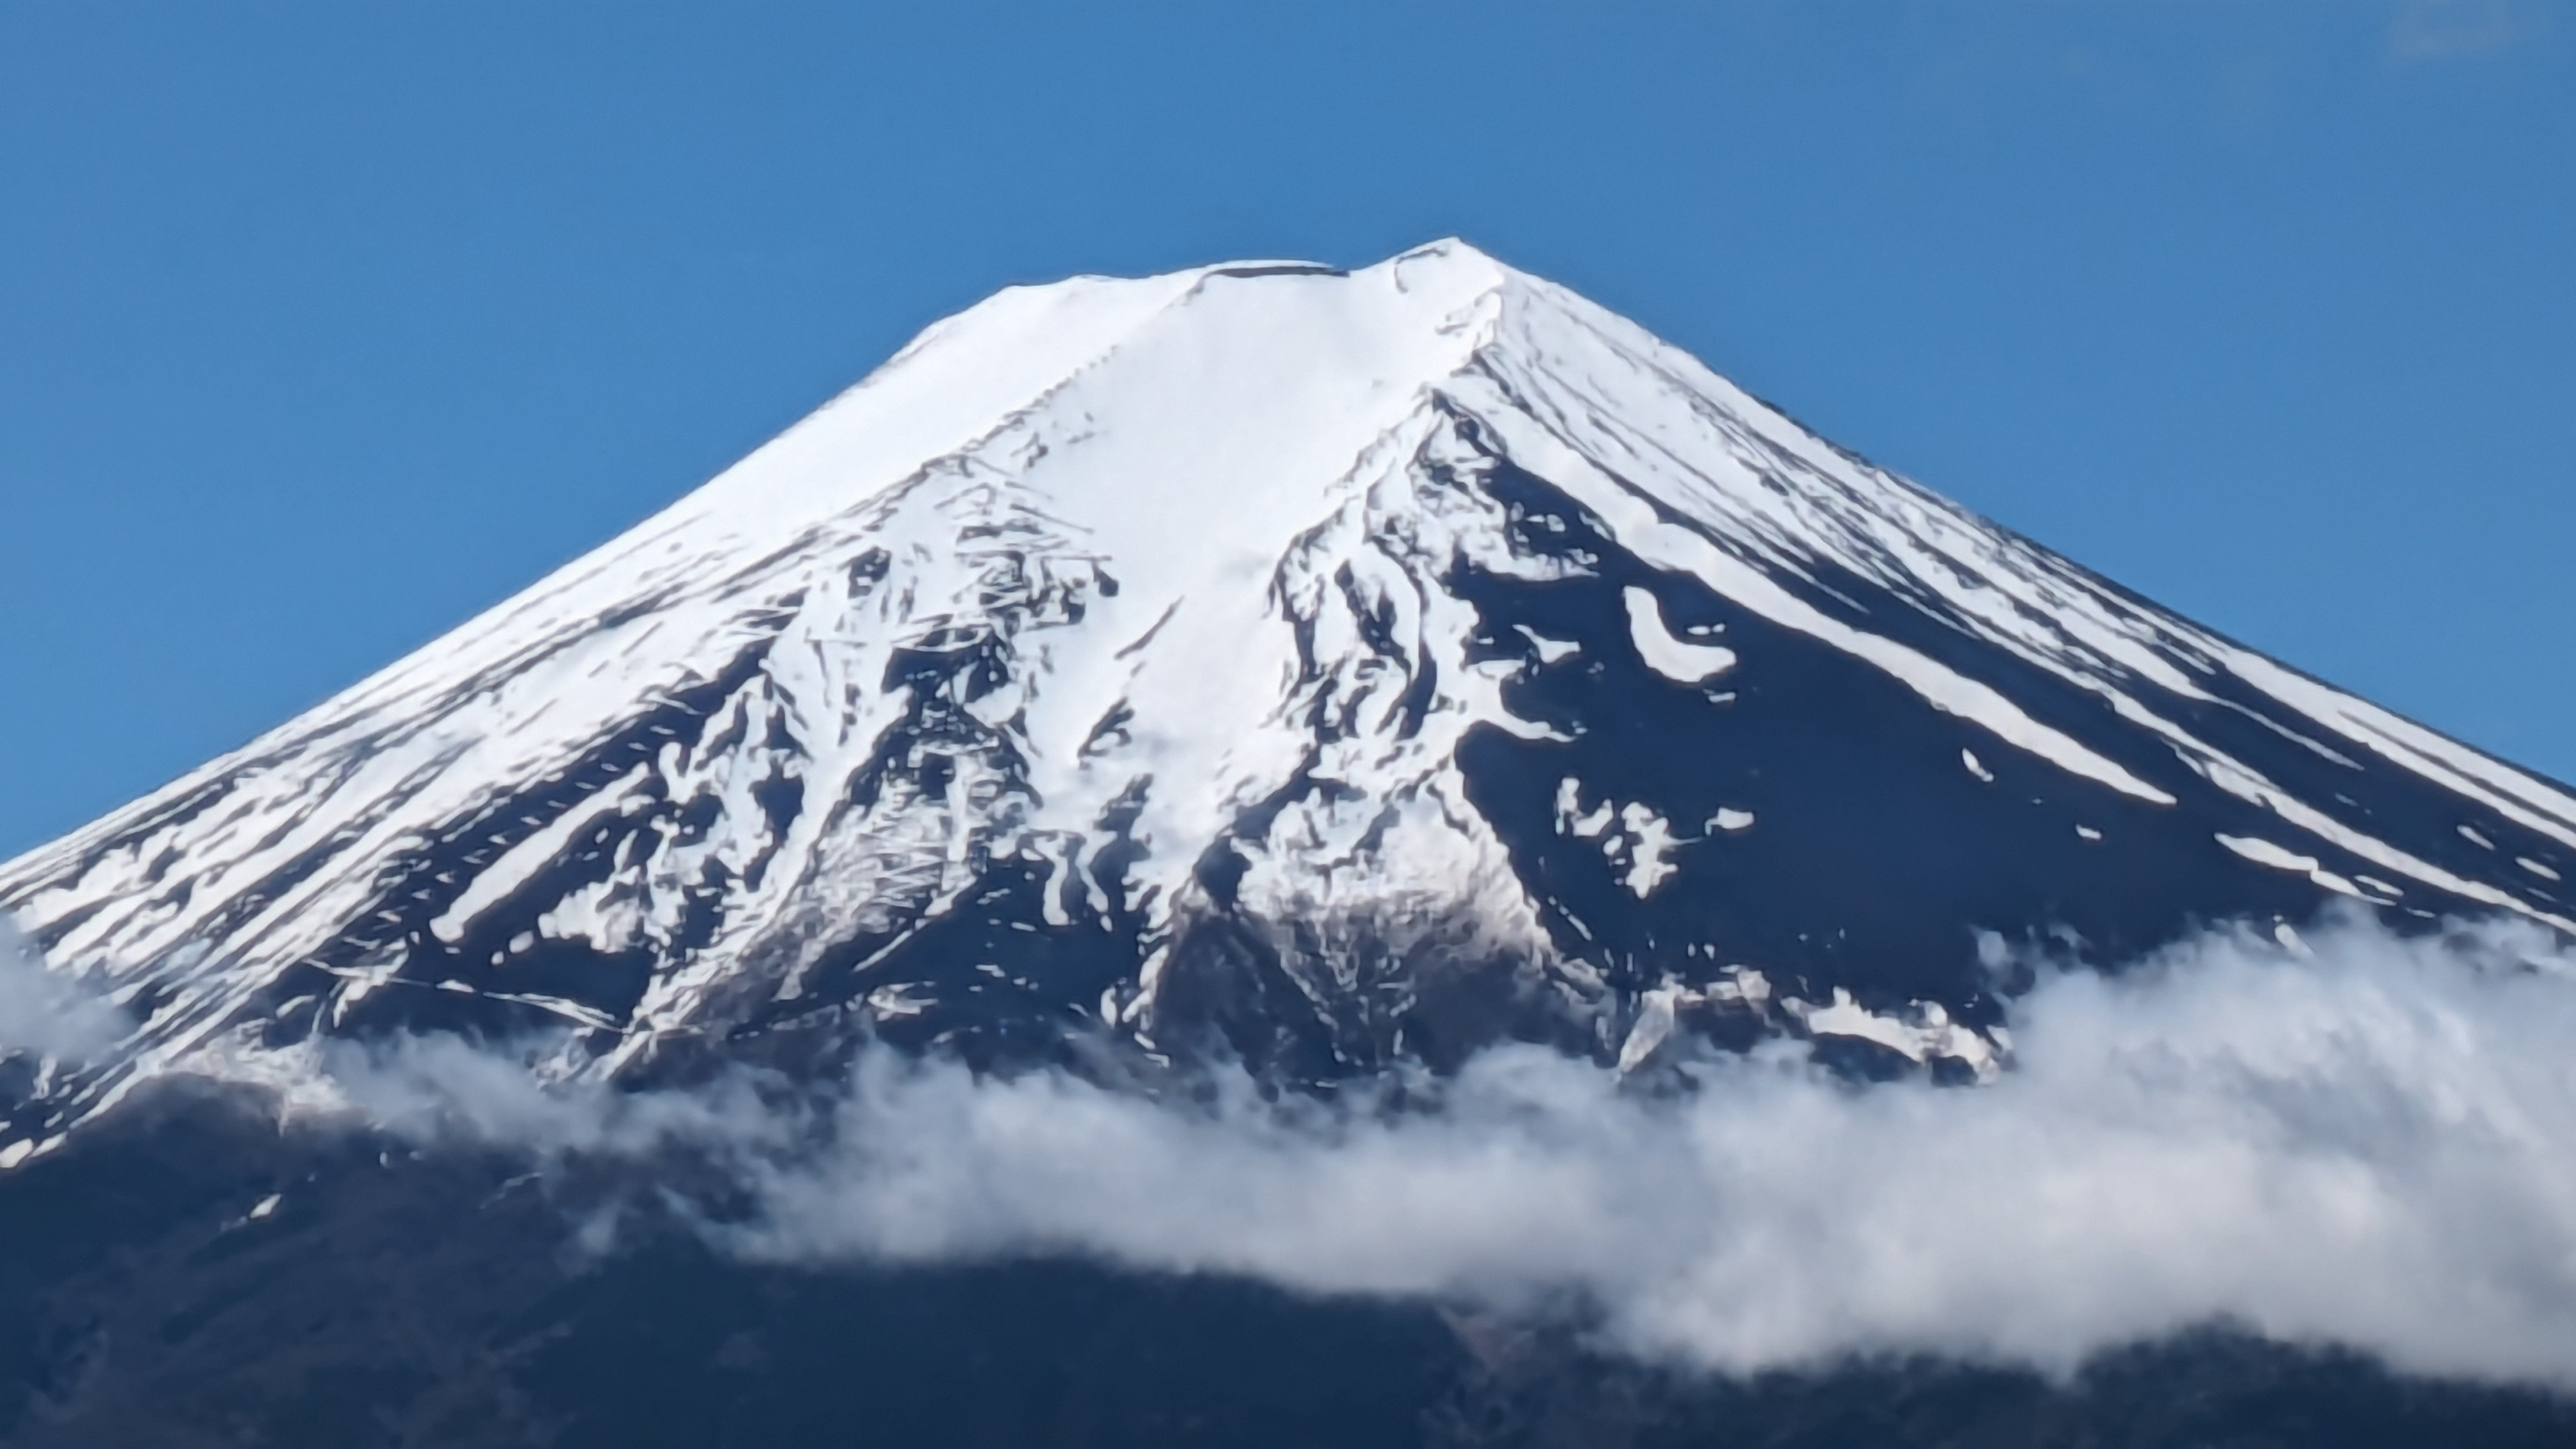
[1621,586,1736,684]
[1616,986,1681,1073]
[1557,778,1614,838]
[1556,783,1681,896]
[864,983,934,1021]
[1614,969,1773,1074]
[2215,834,2370,899]
[1618,804,1681,898]
[1788,989,2001,1082]
[1513,624,1580,664]
[429,765,652,944]
[2217,835,2319,873]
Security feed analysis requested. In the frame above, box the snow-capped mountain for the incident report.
[4,240,2572,1162]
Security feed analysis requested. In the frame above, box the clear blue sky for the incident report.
[1,1,2569,858]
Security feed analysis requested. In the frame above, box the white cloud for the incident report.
[2388,0,2549,61]
[0,915,129,1062]
[282,912,2576,1389]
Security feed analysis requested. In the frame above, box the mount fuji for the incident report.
[4,238,2572,1156]
[3,241,2575,1447]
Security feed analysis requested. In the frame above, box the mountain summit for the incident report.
[4,240,2571,1162]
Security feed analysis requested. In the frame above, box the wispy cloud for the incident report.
[276,912,2576,1390]
[2388,0,2550,62]
[0,916,129,1063]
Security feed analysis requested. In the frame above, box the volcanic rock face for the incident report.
[4,241,2573,1159]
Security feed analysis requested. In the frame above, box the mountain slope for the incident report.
[4,240,2572,1162]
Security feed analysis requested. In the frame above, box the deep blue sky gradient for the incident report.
[2,0,2570,856]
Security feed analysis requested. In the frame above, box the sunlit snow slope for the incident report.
[4,241,2572,1159]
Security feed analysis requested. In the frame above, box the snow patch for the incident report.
[1556,778,1614,839]
[1621,586,1736,684]
[1512,624,1580,664]
[2216,835,2317,873]
[1618,804,1680,899]
[1615,967,1773,1073]
[1784,988,2001,1082]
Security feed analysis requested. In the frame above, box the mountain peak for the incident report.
[4,243,2570,1158]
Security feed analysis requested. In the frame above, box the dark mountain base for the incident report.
[3,1085,2570,1449]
